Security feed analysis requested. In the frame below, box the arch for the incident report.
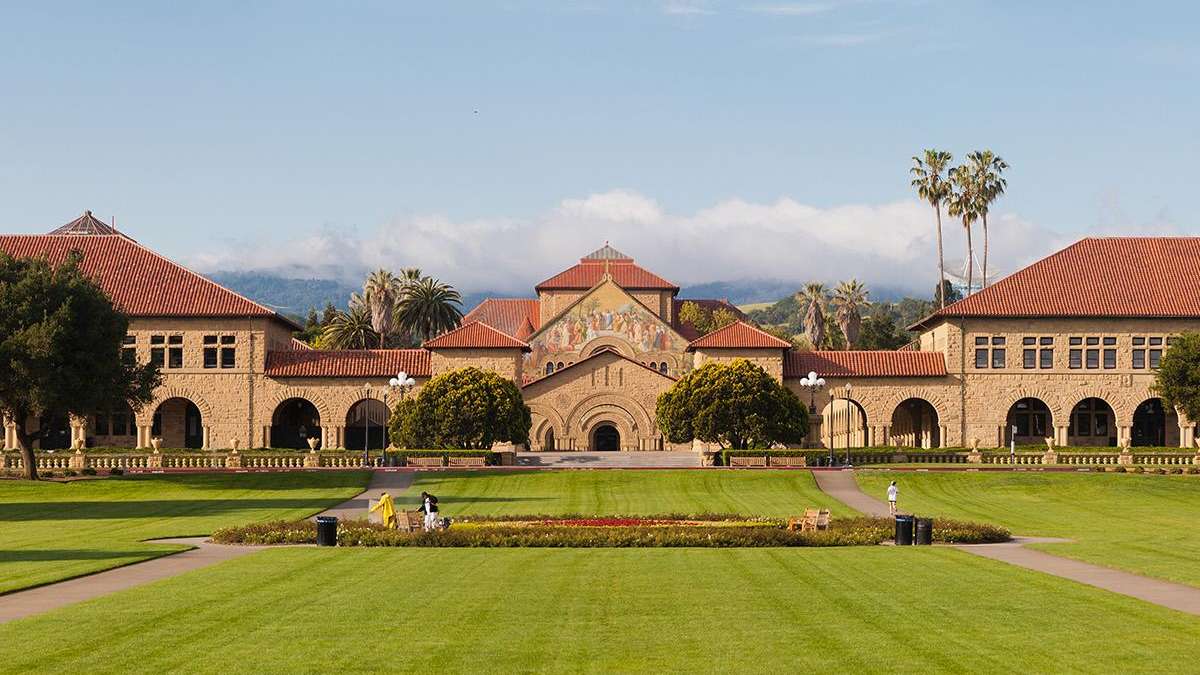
[1132,397,1179,447]
[545,427,556,451]
[529,405,566,451]
[271,398,322,449]
[1067,397,1117,447]
[344,398,389,451]
[592,424,620,451]
[545,362,555,376]
[658,362,669,376]
[890,398,940,449]
[1005,397,1053,446]
[91,402,137,447]
[819,397,868,450]
[994,389,1065,427]
[138,387,214,425]
[152,397,205,449]
[580,336,636,359]
[264,388,333,428]
[566,392,654,438]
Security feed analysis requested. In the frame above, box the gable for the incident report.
[522,348,675,396]
[525,278,689,362]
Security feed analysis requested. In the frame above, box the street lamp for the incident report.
[798,371,826,452]
[388,371,417,463]
[362,382,372,467]
[844,382,853,467]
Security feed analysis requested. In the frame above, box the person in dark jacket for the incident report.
[419,491,440,531]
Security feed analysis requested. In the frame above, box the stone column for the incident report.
[938,424,948,449]
[263,425,272,449]
[1055,425,1069,448]
[202,426,211,450]
[1178,424,1192,449]
[3,419,15,450]
[335,425,346,450]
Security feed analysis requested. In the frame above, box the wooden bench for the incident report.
[405,456,445,468]
[398,510,425,532]
[447,456,487,468]
[788,508,819,532]
[768,455,806,467]
[814,508,830,531]
[728,455,768,468]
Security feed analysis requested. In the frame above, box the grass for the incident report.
[2,546,1198,673]
[856,471,1200,587]
[398,469,847,518]
[0,471,369,594]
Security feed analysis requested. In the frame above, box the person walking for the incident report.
[887,481,898,515]
[420,491,440,532]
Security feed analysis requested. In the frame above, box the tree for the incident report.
[832,279,870,350]
[656,359,808,449]
[1153,333,1200,425]
[911,149,954,307]
[934,280,962,306]
[678,301,739,336]
[0,252,161,479]
[857,315,909,350]
[947,163,980,295]
[758,324,803,349]
[320,301,339,326]
[363,269,403,348]
[967,150,1008,289]
[396,276,464,341]
[390,367,530,449]
[797,283,828,350]
[322,304,378,349]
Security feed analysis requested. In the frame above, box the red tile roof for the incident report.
[0,234,299,328]
[688,320,791,350]
[265,349,431,378]
[913,237,1200,329]
[672,299,748,340]
[784,351,946,378]
[536,261,678,291]
[423,320,531,351]
[463,298,540,337]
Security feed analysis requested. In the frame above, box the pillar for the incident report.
[1178,424,1192,449]
[263,425,272,449]
[938,424,947,449]
[1117,425,1131,448]
[1055,425,1069,448]
[336,425,346,450]
[202,426,211,450]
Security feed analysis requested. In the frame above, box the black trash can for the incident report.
[316,516,338,547]
[894,515,914,546]
[914,517,933,546]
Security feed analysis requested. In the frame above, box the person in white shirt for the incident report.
[887,481,898,515]
[420,491,440,532]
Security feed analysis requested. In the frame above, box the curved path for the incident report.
[813,469,1200,617]
[0,471,409,625]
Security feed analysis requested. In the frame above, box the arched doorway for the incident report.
[890,399,940,448]
[37,412,72,450]
[1005,398,1052,446]
[344,399,389,451]
[1068,398,1116,447]
[820,398,868,449]
[592,424,620,451]
[544,428,556,451]
[272,398,322,449]
[152,398,204,449]
[1132,398,1178,447]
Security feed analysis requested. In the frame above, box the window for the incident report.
[1103,349,1116,369]
[1022,337,1036,346]
[1150,337,1163,346]
[991,337,1006,368]
[122,335,136,365]
[167,335,183,369]
[1069,337,1082,346]
[1133,350,1146,369]
[221,342,236,368]
[545,362,554,376]
[1103,337,1116,346]
[1086,349,1099,369]
[203,335,218,369]
[1040,348,1054,369]
[975,336,988,345]
[1085,337,1099,346]
[150,335,165,367]
[1133,337,1145,346]
[1150,349,1162,368]
[975,348,989,369]
[659,362,668,376]
[1023,349,1036,369]
[1069,349,1082,369]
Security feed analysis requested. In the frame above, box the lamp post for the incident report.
[798,371,825,451]
[828,391,835,466]
[388,371,417,462]
[844,382,853,467]
[362,382,372,467]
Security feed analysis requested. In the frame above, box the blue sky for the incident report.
[1,1,1196,294]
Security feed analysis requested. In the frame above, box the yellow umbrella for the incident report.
[369,492,398,529]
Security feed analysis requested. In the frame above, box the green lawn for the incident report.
[400,469,846,518]
[2,546,1198,673]
[0,472,369,594]
[856,471,1200,587]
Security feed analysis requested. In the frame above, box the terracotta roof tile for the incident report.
[463,298,539,337]
[0,234,298,328]
[536,262,678,291]
[265,349,430,378]
[688,320,791,349]
[914,237,1200,328]
[423,320,531,351]
[784,351,946,378]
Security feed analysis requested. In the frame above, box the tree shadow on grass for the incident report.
[0,498,365,521]
[0,549,158,562]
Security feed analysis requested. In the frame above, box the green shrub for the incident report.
[109,467,124,476]
[930,518,1011,544]
[62,469,77,477]
[81,467,97,476]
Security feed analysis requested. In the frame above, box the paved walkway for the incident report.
[0,471,407,625]
[812,469,1200,617]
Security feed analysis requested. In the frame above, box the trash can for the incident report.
[914,517,933,546]
[316,516,338,547]
[894,515,914,546]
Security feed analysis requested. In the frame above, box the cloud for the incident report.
[188,189,1065,301]
[747,3,837,16]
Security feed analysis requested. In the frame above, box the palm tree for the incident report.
[322,305,378,350]
[967,150,1008,289]
[911,150,954,307]
[832,279,870,350]
[363,269,404,348]
[397,276,464,341]
[947,164,980,295]
[797,283,828,350]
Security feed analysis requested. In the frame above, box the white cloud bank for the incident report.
[187,189,1072,298]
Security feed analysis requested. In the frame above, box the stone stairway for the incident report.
[514,451,702,469]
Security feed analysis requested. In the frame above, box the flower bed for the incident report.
[212,515,1009,548]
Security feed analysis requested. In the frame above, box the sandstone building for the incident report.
[2,213,1196,452]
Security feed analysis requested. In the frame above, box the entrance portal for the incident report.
[592,424,620,451]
